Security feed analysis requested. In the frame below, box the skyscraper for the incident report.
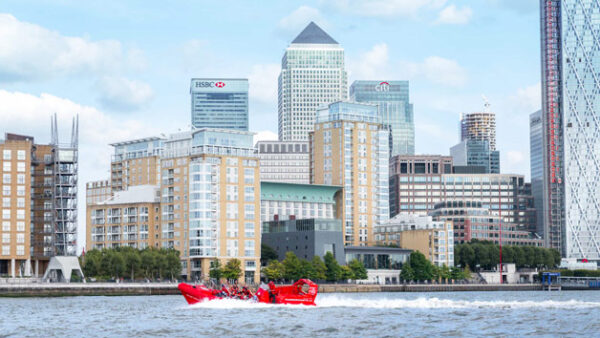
[190,78,249,131]
[278,22,348,141]
[350,80,415,156]
[541,0,600,261]
[529,110,544,237]
[460,112,497,151]
[450,139,500,174]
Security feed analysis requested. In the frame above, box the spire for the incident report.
[291,22,338,44]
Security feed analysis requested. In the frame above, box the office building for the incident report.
[375,214,454,267]
[262,218,344,264]
[430,201,543,246]
[460,112,497,151]
[86,185,160,250]
[190,78,249,131]
[257,141,310,184]
[450,139,500,174]
[389,155,453,217]
[260,181,341,222]
[350,80,415,156]
[310,101,390,246]
[110,137,163,192]
[529,110,544,237]
[278,22,348,141]
[1,116,78,277]
[389,155,537,231]
[540,0,600,261]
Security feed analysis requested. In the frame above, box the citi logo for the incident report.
[215,82,226,88]
[375,81,390,92]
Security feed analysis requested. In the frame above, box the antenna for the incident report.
[481,95,491,112]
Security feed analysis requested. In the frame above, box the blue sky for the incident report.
[0,0,541,248]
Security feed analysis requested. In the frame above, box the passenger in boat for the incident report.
[221,284,230,297]
[241,286,253,299]
[268,281,277,303]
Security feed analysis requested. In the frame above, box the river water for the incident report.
[2,291,600,337]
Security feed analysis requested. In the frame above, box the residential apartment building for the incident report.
[375,214,454,267]
[350,80,415,156]
[540,0,600,261]
[278,22,348,141]
[260,181,341,223]
[110,137,163,192]
[430,201,543,246]
[86,180,111,205]
[190,78,249,131]
[310,101,390,246]
[86,185,160,250]
[389,155,537,232]
[160,129,261,283]
[257,141,310,184]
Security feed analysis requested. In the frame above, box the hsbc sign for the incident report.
[194,81,227,88]
[375,81,390,92]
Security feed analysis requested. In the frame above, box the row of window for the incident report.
[2,150,27,161]
[1,245,25,256]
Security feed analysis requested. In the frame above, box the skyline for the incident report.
[0,1,541,250]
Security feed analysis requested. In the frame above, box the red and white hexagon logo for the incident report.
[215,82,226,88]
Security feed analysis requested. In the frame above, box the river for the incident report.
[2,291,600,337]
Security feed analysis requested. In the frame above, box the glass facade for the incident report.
[450,139,500,173]
[190,78,248,131]
[350,81,415,156]
[529,110,544,237]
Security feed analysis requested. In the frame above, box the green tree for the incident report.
[550,249,561,267]
[513,246,526,268]
[124,250,141,281]
[300,259,316,279]
[339,265,354,281]
[141,250,155,279]
[408,251,435,281]
[348,259,367,280]
[438,264,451,281]
[474,244,490,269]
[461,245,475,269]
[400,264,414,281]
[502,246,514,264]
[542,249,554,269]
[324,252,341,282]
[109,252,126,279]
[462,265,472,279]
[522,246,535,267]
[262,259,284,281]
[260,244,279,266]
[222,259,242,281]
[166,251,181,281]
[311,256,327,281]
[282,252,303,281]
[209,260,223,280]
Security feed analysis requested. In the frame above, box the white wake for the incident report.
[184,294,600,310]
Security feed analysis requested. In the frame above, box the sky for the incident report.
[0,0,542,251]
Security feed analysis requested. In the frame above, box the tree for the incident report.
[460,245,475,269]
[462,265,472,279]
[324,252,341,282]
[339,265,354,281]
[474,244,490,269]
[513,246,526,268]
[282,252,303,281]
[209,260,223,280]
[262,260,284,281]
[141,250,155,278]
[438,264,451,281]
[502,246,514,264]
[300,259,316,280]
[166,251,181,281]
[542,249,554,269]
[222,259,242,281]
[261,244,279,266]
[311,256,327,281]
[408,251,435,281]
[550,249,561,267]
[124,250,141,281]
[109,252,126,279]
[400,264,414,282]
[348,259,367,280]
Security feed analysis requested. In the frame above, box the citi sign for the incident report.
[195,81,226,88]
[375,81,390,92]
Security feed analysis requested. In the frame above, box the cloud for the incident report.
[95,76,154,111]
[278,6,327,36]
[323,0,447,18]
[253,130,278,145]
[349,43,390,80]
[0,13,144,82]
[511,82,541,113]
[488,0,538,14]
[400,56,468,87]
[248,64,280,103]
[436,5,473,25]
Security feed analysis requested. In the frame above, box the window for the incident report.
[17,162,25,172]
[226,239,238,257]
[244,187,254,202]
[2,209,9,220]
[2,245,8,255]
[2,186,9,196]
[17,198,25,208]
[2,233,10,243]
[244,222,254,238]
[226,185,238,201]
[16,221,24,231]
[17,245,24,256]
[244,168,254,184]
[2,174,10,184]
[2,221,9,231]
[3,162,10,172]
[17,174,25,184]
[226,221,238,238]
[16,186,25,196]
[2,198,9,208]
[17,150,26,160]
[16,209,24,220]
[17,233,24,244]
[226,203,238,219]
[244,204,255,220]
[3,150,11,160]
[244,240,255,257]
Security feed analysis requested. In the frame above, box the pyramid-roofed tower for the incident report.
[291,22,338,44]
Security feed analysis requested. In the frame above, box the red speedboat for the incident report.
[178,279,318,306]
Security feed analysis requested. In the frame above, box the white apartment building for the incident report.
[257,141,310,184]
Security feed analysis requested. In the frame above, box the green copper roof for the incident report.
[260,182,341,203]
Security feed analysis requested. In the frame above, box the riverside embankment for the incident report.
[0,282,543,297]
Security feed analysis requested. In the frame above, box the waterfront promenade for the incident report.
[0,282,543,297]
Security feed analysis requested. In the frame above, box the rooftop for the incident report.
[291,22,338,45]
[98,185,160,205]
[110,136,164,147]
[261,181,341,203]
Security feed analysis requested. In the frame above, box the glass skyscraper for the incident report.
[541,0,600,261]
[450,139,500,174]
[350,80,415,156]
[529,110,544,238]
[278,22,348,141]
[190,78,248,131]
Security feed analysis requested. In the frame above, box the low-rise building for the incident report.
[260,181,341,223]
[344,246,411,284]
[86,185,161,250]
[375,214,454,267]
[262,218,344,264]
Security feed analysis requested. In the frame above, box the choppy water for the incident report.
[2,291,600,337]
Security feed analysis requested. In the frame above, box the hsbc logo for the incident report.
[194,81,227,88]
[375,81,390,92]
